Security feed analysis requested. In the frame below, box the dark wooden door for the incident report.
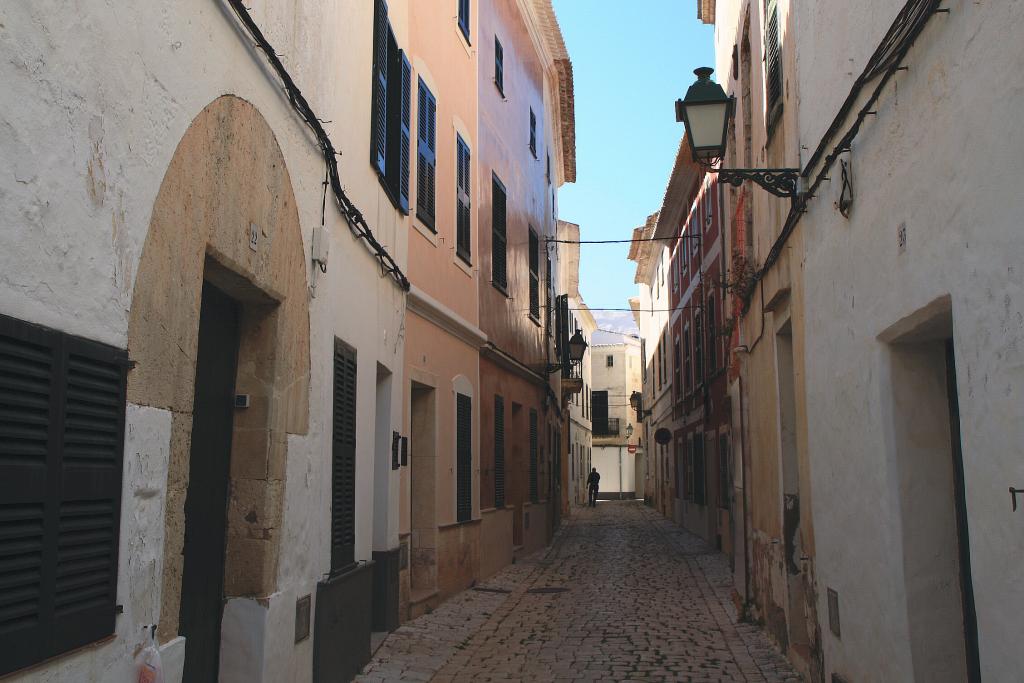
[180,282,240,683]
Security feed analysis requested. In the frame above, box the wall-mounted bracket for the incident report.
[716,168,802,199]
[1011,487,1022,512]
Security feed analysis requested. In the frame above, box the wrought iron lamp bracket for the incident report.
[715,168,803,199]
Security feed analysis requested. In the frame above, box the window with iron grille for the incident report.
[456,393,472,522]
[0,313,129,677]
[416,79,437,230]
[332,339,358,572]
[457,0,470,43]
[494,36,504,95]
[494,395,505,509]
[371,0,412,213]
[529,409,539,503]
[456,136,472,263]
[491,175,507,290]
[528,228,540,321]
[764,0,783,127]
[606,355,614,368]
[529,108,537,158]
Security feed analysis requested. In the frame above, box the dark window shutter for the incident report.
[556,295,570,375]
[491,176,507,289]
[398,53,412,214]
[494,396,505,509]
[458,0,470,41]
[528,410,538,503]
[529,108,537,157]
[591,392,608,436]
[695,311,704,385]
[765,0,783,118]
[494,38,504,94]
[456,136,472,263]
[545,257,553,336]
[370,0,389,175]
[416,80,437,229]
[0,315,127,677]
[707,297,717,372]
[456,394,472,523]
[694,437,706,506]
[331,340,357,573]
[528,229,540,319]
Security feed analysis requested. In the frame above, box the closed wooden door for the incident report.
[179,282,240,683]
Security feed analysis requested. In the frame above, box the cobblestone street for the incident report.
[359,502,801,682]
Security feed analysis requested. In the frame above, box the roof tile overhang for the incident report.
[530,0,576,183]
[653,136,704,242]
[697,0,716,24]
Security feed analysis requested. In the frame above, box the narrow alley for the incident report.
[360,502,799,683]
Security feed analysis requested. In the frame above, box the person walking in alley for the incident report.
[587,468,600,507]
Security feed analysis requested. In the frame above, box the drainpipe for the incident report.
[739,372,752,606]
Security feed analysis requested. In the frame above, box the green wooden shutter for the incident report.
[456,136,472,263]
[458,0,470,41]
[494,38,504,94]
[0,315,127,677]
[528,410,538,503]
[494,396,505,509]
[416,79,437,229]
[528,229,540,319]
[765,0,783,118]
[398,53,412,214]
[491,176,507,288]
[456,394,472,523]
[529,108,537,157]
[370,0,389,175]
[331,340,357,573]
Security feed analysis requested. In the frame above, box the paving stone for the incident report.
[357,501,803,682]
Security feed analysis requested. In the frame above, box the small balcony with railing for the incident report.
[593,417,620,438]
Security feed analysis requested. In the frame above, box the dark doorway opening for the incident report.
[179,281,241,683]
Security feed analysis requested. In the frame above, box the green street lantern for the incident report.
[675,67,733,163]
[674,66,801,200]
[567,330,588,363]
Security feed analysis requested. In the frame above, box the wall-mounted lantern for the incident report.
[629,391,652,421]
[676,67,802,200]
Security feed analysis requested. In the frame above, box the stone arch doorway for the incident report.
[126,96,310,657]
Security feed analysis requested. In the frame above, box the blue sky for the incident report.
[553,0,713,334]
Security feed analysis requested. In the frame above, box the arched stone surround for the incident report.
[126,95,310,642]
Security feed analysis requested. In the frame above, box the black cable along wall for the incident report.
[224,0,411,291]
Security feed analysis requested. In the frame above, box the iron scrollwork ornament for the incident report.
[717,168,802,199]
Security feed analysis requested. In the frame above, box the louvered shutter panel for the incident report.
[493,396,505,509]
[398,53,412,214]
[528,410,538,503]
[529,109,537,157]
[765,0,783,116]
[416,80,437,229]
[370,0,389,175]
[0,316,127,677]
[456,394,472,523]
[528,230,540,319]
[694,437,706,506]
[494,38,504,93]
[456,137,472,262]
[331,340,357,573]
[458,0,470,40]
[491,177,507,288]
[545,257,553,336]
